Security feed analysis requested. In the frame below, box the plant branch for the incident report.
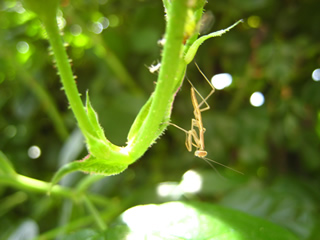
[83,195,107,231]
[41,15,96,139]
[128,0,188,160]
[0,174,109,207]
[21,0,239,181]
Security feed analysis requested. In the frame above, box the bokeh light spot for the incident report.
[90,22,103,34]
[99,17,110,29]
[311,68,320,81]
[156,182,181,198]
[211,73,232,90]
[56,11,66,30]
[73,34,90,47]
[247,16,261,28]
[28,146,41,159]
[4,125,17,138]
[108,14,120,27]
[250,92,265,107]
[70,24,82,36]
[179,170,202,193]
[16,41,29,54]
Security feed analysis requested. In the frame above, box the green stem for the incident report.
[22,0,209,179]
[35,184,149,240]
[35,207,118,240]
[41,17,96,138]
[0,174,109,206]
[0,174,73,198]
[83,195,107,231]
[129,0,188,159]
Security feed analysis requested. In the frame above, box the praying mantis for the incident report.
[171,63,242,173]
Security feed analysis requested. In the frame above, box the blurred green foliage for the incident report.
[0,0,320,239]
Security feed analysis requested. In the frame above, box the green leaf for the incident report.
[86,92,108,142]
[219,177,318,239]
[127,94,173,147]
[127,95,153,142]
[50,155,128,189]
[84,92,116,159]
[84,134,111,160]
[82,92,114,160]
[108,201,298,240]
[184,19,243,64]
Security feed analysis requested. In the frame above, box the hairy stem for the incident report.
[129,0,188,159]
[41,17,96,138]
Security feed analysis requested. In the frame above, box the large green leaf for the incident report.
[106,201,298,240]
[219,177,318,239]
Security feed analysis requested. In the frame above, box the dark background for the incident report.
[1,0,320,239]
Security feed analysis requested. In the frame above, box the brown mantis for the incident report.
[171,63,242,174]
